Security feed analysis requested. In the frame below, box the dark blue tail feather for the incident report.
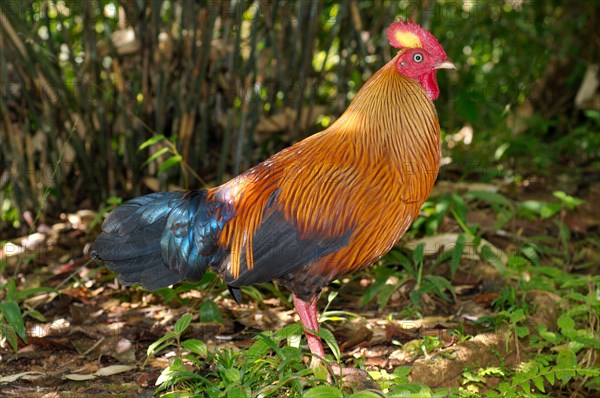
[93,190,231,291]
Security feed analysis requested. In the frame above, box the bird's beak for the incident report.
[434,61,456,70]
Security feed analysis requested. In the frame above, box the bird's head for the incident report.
[386,20,455,101]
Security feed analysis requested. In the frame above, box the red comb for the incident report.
[386,19,445,58]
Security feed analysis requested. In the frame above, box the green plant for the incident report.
[462,266,600,396]
[152,320,321,397]
[361,243,455,312]
[0,278,55,352]
[412,193,474,237]
[139,134,205,188]
[370,365,460,397]
[420,335,444,356]
[147,313,200,361]
[518,191,584,221]
[1,193,20,229]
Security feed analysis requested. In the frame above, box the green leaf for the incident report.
[158,155,182,173]
[532,375,545,392]
[450,193,468,225]
[16,286,56,301]
[5,280,18,302]
[275,323,303,340]
[147,331,176,357]
[480,245,506,274]
[0,301,26,340]
[376,284,396,310]
[246,339,270,362]
[509,309,526,324]
[450,234,465,277]
[240,286,264,303]
[360,267,395,305]
[556,349,577,384]
[312,364,329,381]
[221,368,241,384]
[508,255,530,268]
[515,326,529,338]
[303,385,343,398]
[519,381,531,394]
[138,134,165,150]
[389,382,432,395]
[520,245,540,266]
[349,392,384,398]
[174,313,193,335]
[0,322,19,352]
[433,249,452,268]
[557,315,575,333]
[556,349,577,369]
[152,288,177,303]
[393,366,412,378]
[360,283,384,306]
[409,289,423,309]
[537,325,561,344]
[256,332,287,361]
[553,191,584,210]
[519,200,545,215]
[412,243,425,266]
[199,300,223,324]
[142,147,169,166]
[25,309,47,322]
[574,336,600,349]
[280,345,303,363]
[386,250,412,269]
[225,386,247,398]
[544,370,555,385]
[535,266,566,280]
[540,203,561,219]
[422,275,454,302]
[466,190,513,208]
[155,358,185,386]
[182,339,207,357]
[318,328,340,361]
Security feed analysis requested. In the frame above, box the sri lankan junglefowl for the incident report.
[93,19,454,377]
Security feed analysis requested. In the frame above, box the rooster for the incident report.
[93,20,454,376]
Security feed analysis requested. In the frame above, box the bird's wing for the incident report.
[224,188,353,287]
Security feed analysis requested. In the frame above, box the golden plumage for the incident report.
[214,52,441,281]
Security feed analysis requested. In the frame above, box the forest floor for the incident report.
[0,177,598,397]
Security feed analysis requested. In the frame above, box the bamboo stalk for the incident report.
[0,1,411,226]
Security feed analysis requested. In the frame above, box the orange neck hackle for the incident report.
[330,54,439,168]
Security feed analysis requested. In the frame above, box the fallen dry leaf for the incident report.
[64,364,135,381]
[94,364,135,376]
[0,371,45,383]
[64,373,96,381]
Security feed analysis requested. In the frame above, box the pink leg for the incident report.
[292,294,325,367]
[292,293,376,386]
[292,294,377,387]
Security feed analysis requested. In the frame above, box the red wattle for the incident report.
[419,71,440,101]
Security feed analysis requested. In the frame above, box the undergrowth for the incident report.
[139,188,599,397]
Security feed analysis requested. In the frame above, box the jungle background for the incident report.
[0,0,599,397]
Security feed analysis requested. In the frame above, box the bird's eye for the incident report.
[413,53,424,63]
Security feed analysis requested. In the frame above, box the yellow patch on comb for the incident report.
[394,31,422,49]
